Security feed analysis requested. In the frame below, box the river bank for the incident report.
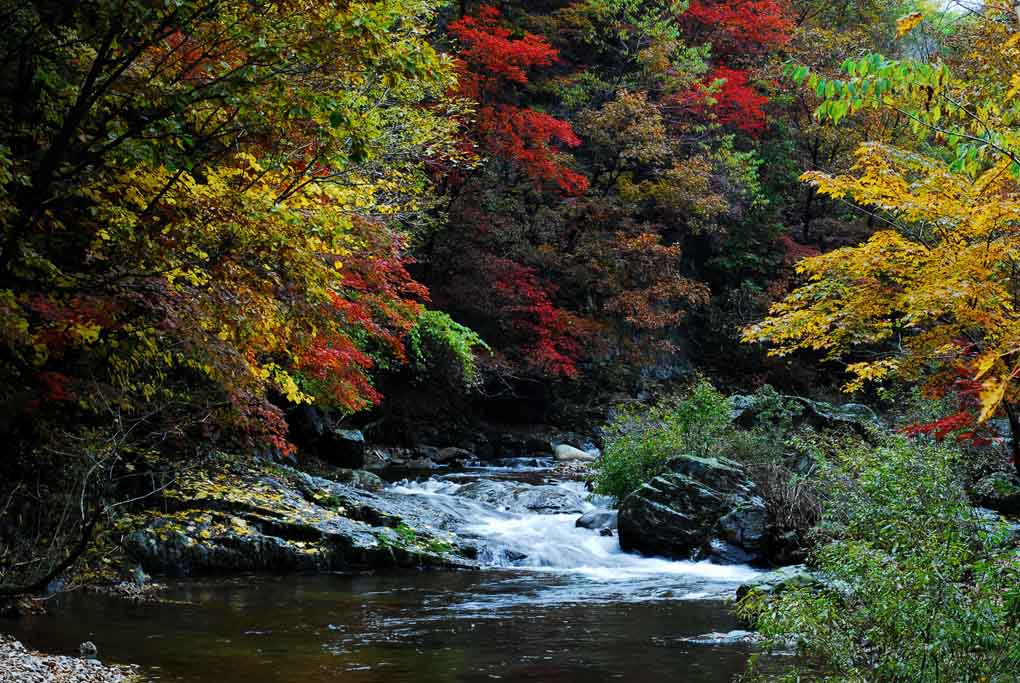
[0,634,137,683]
[5,454,766,683]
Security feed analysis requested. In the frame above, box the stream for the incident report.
[8,457,762,682]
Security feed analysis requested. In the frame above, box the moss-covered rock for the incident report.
[973,472,1020,516]
[120,458,474,577]
[617,454,767,563]
[735,564,824,602]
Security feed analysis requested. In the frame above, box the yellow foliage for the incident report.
[895,12,924,39]
[747,13,1020,425]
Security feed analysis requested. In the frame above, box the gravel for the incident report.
[0,635,137,683]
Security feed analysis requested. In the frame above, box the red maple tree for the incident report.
[450,4,588,196]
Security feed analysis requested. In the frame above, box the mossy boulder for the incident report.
[617,454,766,564]
[121,459,473,576]
[735,564,824,602]
[973,472,1020,516]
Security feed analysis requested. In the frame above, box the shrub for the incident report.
[739,434,1020,683]
[407,310,489,391]
[593,378,732,501]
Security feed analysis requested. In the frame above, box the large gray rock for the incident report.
[555,444,597,462]
[576,510,618,531]
[287,406,366,468]
[455,480,587,514]
[331,468,386,492]
[730,393,879,432]
[618,455,766,564]
[735,564,823,602]
[973,472,1020,515]
[122,463,473,577]
[436,447,475,464]
[795,398,880,430]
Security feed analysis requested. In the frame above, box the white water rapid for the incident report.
[385,461,759,605]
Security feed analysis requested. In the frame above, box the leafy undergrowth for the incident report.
[738,435,1020,683]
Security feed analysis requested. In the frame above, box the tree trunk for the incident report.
[1004,401,1020,477]
[0,508,100,598]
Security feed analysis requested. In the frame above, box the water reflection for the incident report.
[7,462,760,682]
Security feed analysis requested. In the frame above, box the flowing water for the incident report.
[7,458,762,682]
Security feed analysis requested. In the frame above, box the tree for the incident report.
[0,0,461,594]
[743,3,1020,471]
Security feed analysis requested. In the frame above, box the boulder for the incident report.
[730,393,880,432]
[718,499,767,555]
[331,468,386,492]
[363,446,443,472]
[455,480,587,514]
[681,630,761,647]
[706,540,758,565]
[735,564,823,602]
[122,462,473,577]
[330,429,366,468]
[576,510,618,531]
[618,454,766,563]
[729,394,760,425]
[555,444,597,462]
[973,472,1020,515]
[287,406,366,468]
[436,447,475,464]
[795,397,880,430]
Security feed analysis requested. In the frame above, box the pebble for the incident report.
[0,634,136,683]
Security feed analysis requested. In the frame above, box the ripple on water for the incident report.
[9,466,763,683]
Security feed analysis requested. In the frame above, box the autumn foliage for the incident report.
[685,0,794,53]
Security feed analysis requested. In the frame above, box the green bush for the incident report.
[408,309,489,391]
[739,434,1020,683]
[593,378,733,501]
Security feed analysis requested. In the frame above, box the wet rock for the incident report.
[331,468,386,492]
[576,510,618,531]
[973,472,1020,515]
[617,455,766,564]
[730,393,880,432]
[706,540,757,565]
[735,564,823,602]
[455,481,587,514]
[435,447,474,464]
[122,462,473,577]
[79,642,98,658]
[681,630,761,647]
[555,444,597,462]
[363,447,392,471]
[513,485,588,514]
[718,499,767,556]
[363,447,443,472]
[287,407,366,468]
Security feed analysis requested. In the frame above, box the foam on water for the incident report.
[386,472,760,593]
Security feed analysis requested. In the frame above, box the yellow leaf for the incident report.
[975,352,999,380]
[896,12,924,39]
[978,376,1007,423]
